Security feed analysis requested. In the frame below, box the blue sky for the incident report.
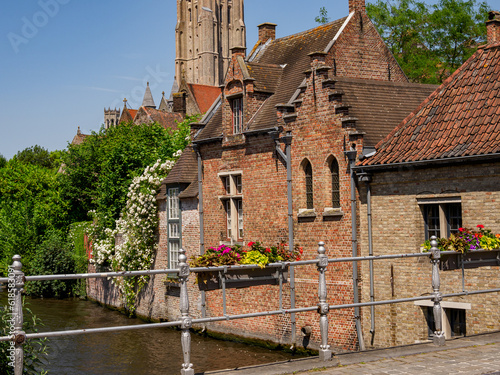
[0,0,450,159]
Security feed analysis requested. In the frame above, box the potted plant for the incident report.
[190,242,303,290]
[422,225,500,270]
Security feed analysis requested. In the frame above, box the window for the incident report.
[330,158,340,208]
[220,173,243,242]
[167,188,181,269]
[420,200,462,240]
[304,160,313,209]
[231,98,243,134]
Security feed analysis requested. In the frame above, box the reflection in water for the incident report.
[1,295,300,374]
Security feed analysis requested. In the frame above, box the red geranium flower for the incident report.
[265,248,271,253]
[477,224,484,229]
[299,247,303,254]
[458,228,464,232]
[247,242,255,247]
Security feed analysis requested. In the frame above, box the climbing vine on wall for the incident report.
[90,159,175,312]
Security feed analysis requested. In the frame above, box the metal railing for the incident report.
[1,237,499,375]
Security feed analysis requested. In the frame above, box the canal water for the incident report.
[0,295,301,374]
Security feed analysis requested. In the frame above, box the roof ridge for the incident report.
[270,17,347,44]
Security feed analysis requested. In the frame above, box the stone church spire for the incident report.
[141,82,156,108]
[175,0,246,87]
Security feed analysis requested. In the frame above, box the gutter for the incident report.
[354,153,500,172]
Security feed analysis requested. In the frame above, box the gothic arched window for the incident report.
[330,157,340,208]
[304,160,313,209]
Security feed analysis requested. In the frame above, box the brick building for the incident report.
[355,11,500,348]
[181,0,436,351]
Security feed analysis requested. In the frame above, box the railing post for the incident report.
[317,242,332,361]
[430,236,445,346]
[178,249,194,375]
[12,255,26,375]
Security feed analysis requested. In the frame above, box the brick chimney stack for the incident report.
[349,0,365,13]
[231,46,247,57]
[487,11,500,44]
[258,23,277,43]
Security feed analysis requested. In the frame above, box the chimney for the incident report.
[349,0,365,13]
[308,51,327,67]
[230,46,247,58]
[172,92,186,115]
[487,11,500,44]
[257,23,277,43]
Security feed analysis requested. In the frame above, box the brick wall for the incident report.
[358,162,500,348]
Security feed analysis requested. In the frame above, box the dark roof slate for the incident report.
[162,146,198,185]
[335,77,437,147]
[196,19,346,140]
[362,42,500,166]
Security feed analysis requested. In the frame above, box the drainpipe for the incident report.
[193,144,206,319]
[270,129,296,345]
[359,172,375,345]
[345,149,366,351]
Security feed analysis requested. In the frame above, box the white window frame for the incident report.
[219,172,243,243]
[417,197,462,240]
[167,187,181,270]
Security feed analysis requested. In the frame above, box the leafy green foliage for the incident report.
[60,118,194,227]
[0,301,48,375]
[421,225,500,253]
[366,0,489,83]
[0,160,68,276]
[13,145,59,170]
[0,155,6,169]
[25,230,77,298]
[315,7,330,24]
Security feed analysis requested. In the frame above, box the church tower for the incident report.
[104,107,120,129]
[175,0,246,87]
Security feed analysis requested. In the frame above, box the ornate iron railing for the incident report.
[1,238,499,374]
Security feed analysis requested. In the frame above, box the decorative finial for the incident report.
[12,254,22,271]
[77,126,81,135]
[162,91,165,97]
[147,81,150,86]
[179,248,187,265]
[318,241,326,255]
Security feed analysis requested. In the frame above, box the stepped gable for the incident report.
[197,19,346,140]
[334,77,436,147]
[247,20,346,131]
[362,42,500,166]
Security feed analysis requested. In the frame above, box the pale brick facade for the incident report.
[357,163,500,348]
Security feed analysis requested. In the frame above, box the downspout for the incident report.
[270,130,295,346]
[193,143,206,319]
[345,149,366,351]
[284,132,295,346]
[359,172,375,345]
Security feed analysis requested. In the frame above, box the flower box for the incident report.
[197,266,288,291]
[440,249,500,271]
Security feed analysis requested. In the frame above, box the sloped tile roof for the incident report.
[335,77,436,147]
[196,19,346,140]
[248,19,347,131]
[141,107,183,130]
[188,84,221,113]
[119,107,137,123]
[162,146,198,185]
[157,146,199,200]
[362,42,500,166]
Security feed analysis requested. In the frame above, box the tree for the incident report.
[366,0,489,83]
[13,145,58,169]
[315,7,330,24]
[0,154,6,169]
[316,0,490,83]
[59,118,194,227]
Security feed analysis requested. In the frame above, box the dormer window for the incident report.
[231,97,243,134]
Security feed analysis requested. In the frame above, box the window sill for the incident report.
[323,208,344,218]
[298,209,316,218]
